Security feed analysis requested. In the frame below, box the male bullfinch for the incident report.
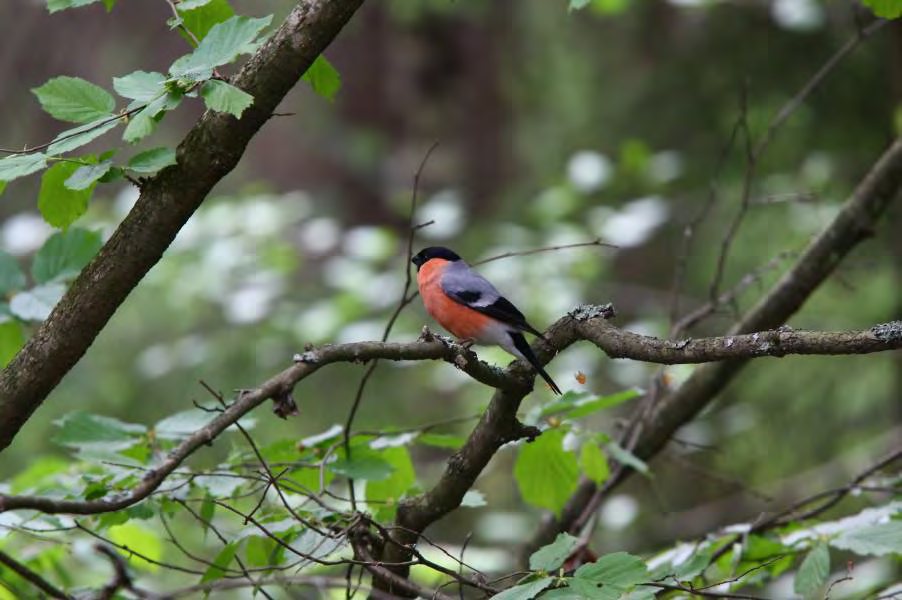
[411,246,562,395]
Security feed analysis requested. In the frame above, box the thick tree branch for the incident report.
[0,0,367,453]
[528,136,902,557]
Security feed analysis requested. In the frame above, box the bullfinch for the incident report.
[411,246,562,395]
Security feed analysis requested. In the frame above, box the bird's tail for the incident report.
[510,332,562,395]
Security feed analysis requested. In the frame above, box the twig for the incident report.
[0,549,71,599]
[473,239,617,266]
[342,141,439,512]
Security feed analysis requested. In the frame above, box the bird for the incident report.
[411,246,562,395]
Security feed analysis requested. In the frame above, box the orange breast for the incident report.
[418,260,492,340]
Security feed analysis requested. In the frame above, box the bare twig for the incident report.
[0,549,71,599]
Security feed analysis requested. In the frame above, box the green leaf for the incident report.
[794,544,829,597]
[46,117,120,156]
[0,153,49,182]
[365,446,416,519]
[563,578,615,599]
[47,0,103,12]
[491,577,555,600]
[329,452,394,481]
[127,147,177,174]
[832,522,902,556]
[575,552,649,587]
[32,228,102,284]
[201,80,254,117]
[566,389,640,419]
[606,442,651,476]
[461,490,486,507]
[861,0,902,18]
[579,443,610,485]
[170,15,273,79]
[568,0,592,10]
[302,55,341,101]
[122,109,157,144]
[529,533,579,572]
[201,542,239,582]
[0,181,6,196]
[9,283,65,321]
[178,0,235,42]
[200,494,215,539]
[32,76,115,124]
[178,0,213,9]
[65,161,112,191]
[0,321,25,367]
[52,410,146,451]
[38,162,96,229]
[107,523,162,571]
[299,424,344,448]
[113,71,167,101]
[0,252,26,297]
[514,428,579,516]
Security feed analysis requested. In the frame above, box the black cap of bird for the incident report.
[411,246,562,394]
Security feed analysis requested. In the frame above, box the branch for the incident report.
[0,549,71,599]
[528,134,902,557]
[0,0,367,453]
[3,317,901,515]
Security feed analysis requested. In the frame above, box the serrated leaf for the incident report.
[861,0,902,18]
[574,552,649,587]
[47,117,120,156]
[47,0,103,12]
[201,542,239,582]
[65,161,111,191]
[113,71,167,101]
[170,15,273,78]
[606,442,650,476]
[579,442,610,485]
[32,76,115,124]
[564,577,616,599]
[0,321,25,367]
[0,153,49,182]
[530,533,579,572]
[38,162,96,229]
[154,408,254,440]
[178,0,234,42]
[52,410,146,451]
[329,453,394,481]
[567,389,640,419]
[491,577,555,600]
[794,544,829,596]
[9,283,65,321]
[127,147,177,174]
[302,55,341,101]
[0,252,26,296]
[832,522,902,556]
[514,428,579,516]
[122,109,157,144]
[201,79,253,117]
[32,228,103,284]
[300,424,344,448]
[365,446,416,520]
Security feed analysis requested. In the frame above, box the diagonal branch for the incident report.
[526,135,902,558]
[0,0,367,453]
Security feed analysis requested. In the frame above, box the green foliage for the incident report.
[491,576,555,600]
[0,252,26,297]
[51,410,146,451]
[861,0,902,18]
[38,161,97,228]
[514,428,579,516]
[46,117,120,156]
[0,320,25,367]
[31,228,103,284]
[32,76,115,124]
[46,0,110,12]
[113,71,167,101]
[579,441,610,485]
[65,161,113,190]
[529,532,578,571]
[302,56,342,101]
[832,522,902,556]
[127,147,177,174]
[365,446,416,520]
[200,79,255,117]
[176,0,236,42]
[0,154,49,183]
[8,283,65,321]
[201,542,239,582]
[169,15,273,80]
[794,543,829,597]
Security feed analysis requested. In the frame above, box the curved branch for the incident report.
[0,0,367,453]
[2,316,900,515]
